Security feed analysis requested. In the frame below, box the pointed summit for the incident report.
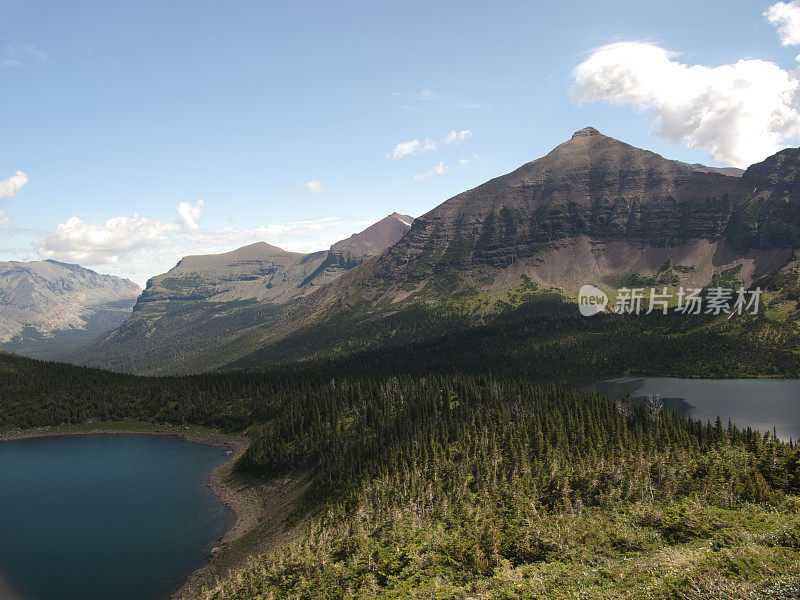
[352,126,748,290]
[571,126,602,138]
[330,212,414,259]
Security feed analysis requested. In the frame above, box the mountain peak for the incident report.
[330,212,413,258]
[571,126,602,139]
[390,212,414,227]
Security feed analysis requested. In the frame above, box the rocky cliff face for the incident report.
[367,128,752,281]
[725,148,800,252]
[0,260,140,358]
[303,128,797,300]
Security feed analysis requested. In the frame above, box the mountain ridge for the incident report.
[72,128,800,374]
[68,213,414,373]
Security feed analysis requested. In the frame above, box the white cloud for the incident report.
[388,130,472,159]
[388,140,420,159]
[34,199,205,265]
[387,138,438,159]
[32,200,376,286]
[572,41,800,167]
[443,130,472,144]
[413,162,447,181]
[766,1,800,46]
[0,171,28,198]
[459,158,471,167]
[177,198,204,230]
[303,180,324,193]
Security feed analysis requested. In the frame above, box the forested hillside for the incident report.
[208,376,800,599]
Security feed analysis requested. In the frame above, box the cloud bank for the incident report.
[34,199,207,265]
[33,200,375,285]
[572,4,800,168]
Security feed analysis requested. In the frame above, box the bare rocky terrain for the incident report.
[0,260,140,358]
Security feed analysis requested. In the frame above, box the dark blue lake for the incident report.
[0,434,235,600]
[585,377,800,441]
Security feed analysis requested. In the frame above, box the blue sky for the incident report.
[1,0,799,285]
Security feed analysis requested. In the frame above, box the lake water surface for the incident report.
[0,434,235,600]
[585,378,800,441]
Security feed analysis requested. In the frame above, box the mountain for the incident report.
[290,213,416,284]
[138,243,332,306]
[77,128,800,374]
[330,212,414,264]
[70,213,413,373]
[0,260,141,358]
[220,128,800,370]
[347,127,790,294]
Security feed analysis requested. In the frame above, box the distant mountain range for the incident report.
[65,127,800,374]
[0,260,140,358]
[66,213,413,372]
